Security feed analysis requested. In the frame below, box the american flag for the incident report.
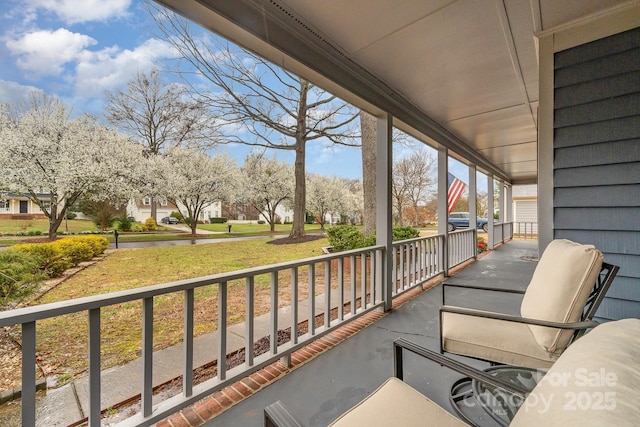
[447,173,466,215]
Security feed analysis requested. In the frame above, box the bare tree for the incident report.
[151,6,359,239]
[104,69,217,221]
[403,150,437,226]
[391,158,411,226]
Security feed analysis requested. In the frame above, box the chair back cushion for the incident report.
[520,239,603,355]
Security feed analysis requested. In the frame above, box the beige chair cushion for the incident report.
[512,318,640,426]
[520,239,603,355]
[329,377,469,427]
[441,311,558,369]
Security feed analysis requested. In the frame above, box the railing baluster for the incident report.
[183,289,194,397]
[245,276,255,366]
[270,272,278,354]
[338,258,344,321]
[350,255,356,315]
[291,268,299,345]
[361,253,366,308]
[324,260,331,328]
[218,282,228,380]
[22,321,36,427]
[308,263,316,336]
[392,246,397,294]
[142,297,153,417]
[88,308,101,426]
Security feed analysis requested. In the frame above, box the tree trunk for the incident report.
[290,138,306,238]
[290,80,309,239]
[270,206,276,232]
[360,111,377,237]
[150,196,157,223]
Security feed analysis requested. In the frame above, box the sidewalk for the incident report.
[31,289,349,426]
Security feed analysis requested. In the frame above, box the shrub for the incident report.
[65,211,77,220]
[209,217,228,224]
[11,243,70,277]
[117,213,132,232]
[326,225,369,252]
[51,239,94,266]
[392,226,420,241]
[327,225,421,252]
[0,250,46,308]
[143,217,157,231]
[131,223,144,232]
[77,235,109,256]
[257,220,266,224]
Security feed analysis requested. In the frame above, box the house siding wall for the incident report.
[553,27,640,321]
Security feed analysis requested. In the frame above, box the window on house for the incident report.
[143,197,151,205]
[159,198,168,206]
[0,199,8,211]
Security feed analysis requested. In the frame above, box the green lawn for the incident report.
[198,222,323,233]
[25,237,330,377]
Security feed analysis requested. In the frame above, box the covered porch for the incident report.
[200,240,537,427]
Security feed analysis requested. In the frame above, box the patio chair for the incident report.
[440,239,619,369]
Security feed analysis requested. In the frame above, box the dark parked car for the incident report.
[160,216,179,224]
[448,212,488,232]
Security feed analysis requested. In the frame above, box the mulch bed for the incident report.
[267,235,325,245]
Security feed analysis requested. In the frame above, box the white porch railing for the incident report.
[514,222,538,240]
[447,229,477,269]
[391,234,446,295]
[0,232,480,426]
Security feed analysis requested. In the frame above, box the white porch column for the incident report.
[498,179,505,223]
[468,165,477,230]
[468,164,477,258]
[487,174,495,249]
[506,184,513,239]
[437,148,449,275]
[375,114,393,311]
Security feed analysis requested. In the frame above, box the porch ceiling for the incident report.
[154,0,632,185]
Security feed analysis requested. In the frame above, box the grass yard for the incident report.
[198,222,323,233]
[2,236,332,389]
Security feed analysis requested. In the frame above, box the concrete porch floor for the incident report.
[196,240,539,427]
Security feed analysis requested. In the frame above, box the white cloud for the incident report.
[6,28,96,77]
[74,38,175,97]
[0,80,43,105]
[24,0,131,24]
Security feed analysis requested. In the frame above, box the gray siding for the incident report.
[553,27,640,321]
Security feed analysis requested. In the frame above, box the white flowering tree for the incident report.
[158,147,237,235]
[241,152,294,232]
[307,174,351,230]
[0,93,140,239]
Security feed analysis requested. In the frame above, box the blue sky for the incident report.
[0,0,478,186]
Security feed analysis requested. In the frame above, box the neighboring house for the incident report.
[512,185,538,235]
[127,198,223,223]
[0,193,49,219]
[259,204,293,224]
